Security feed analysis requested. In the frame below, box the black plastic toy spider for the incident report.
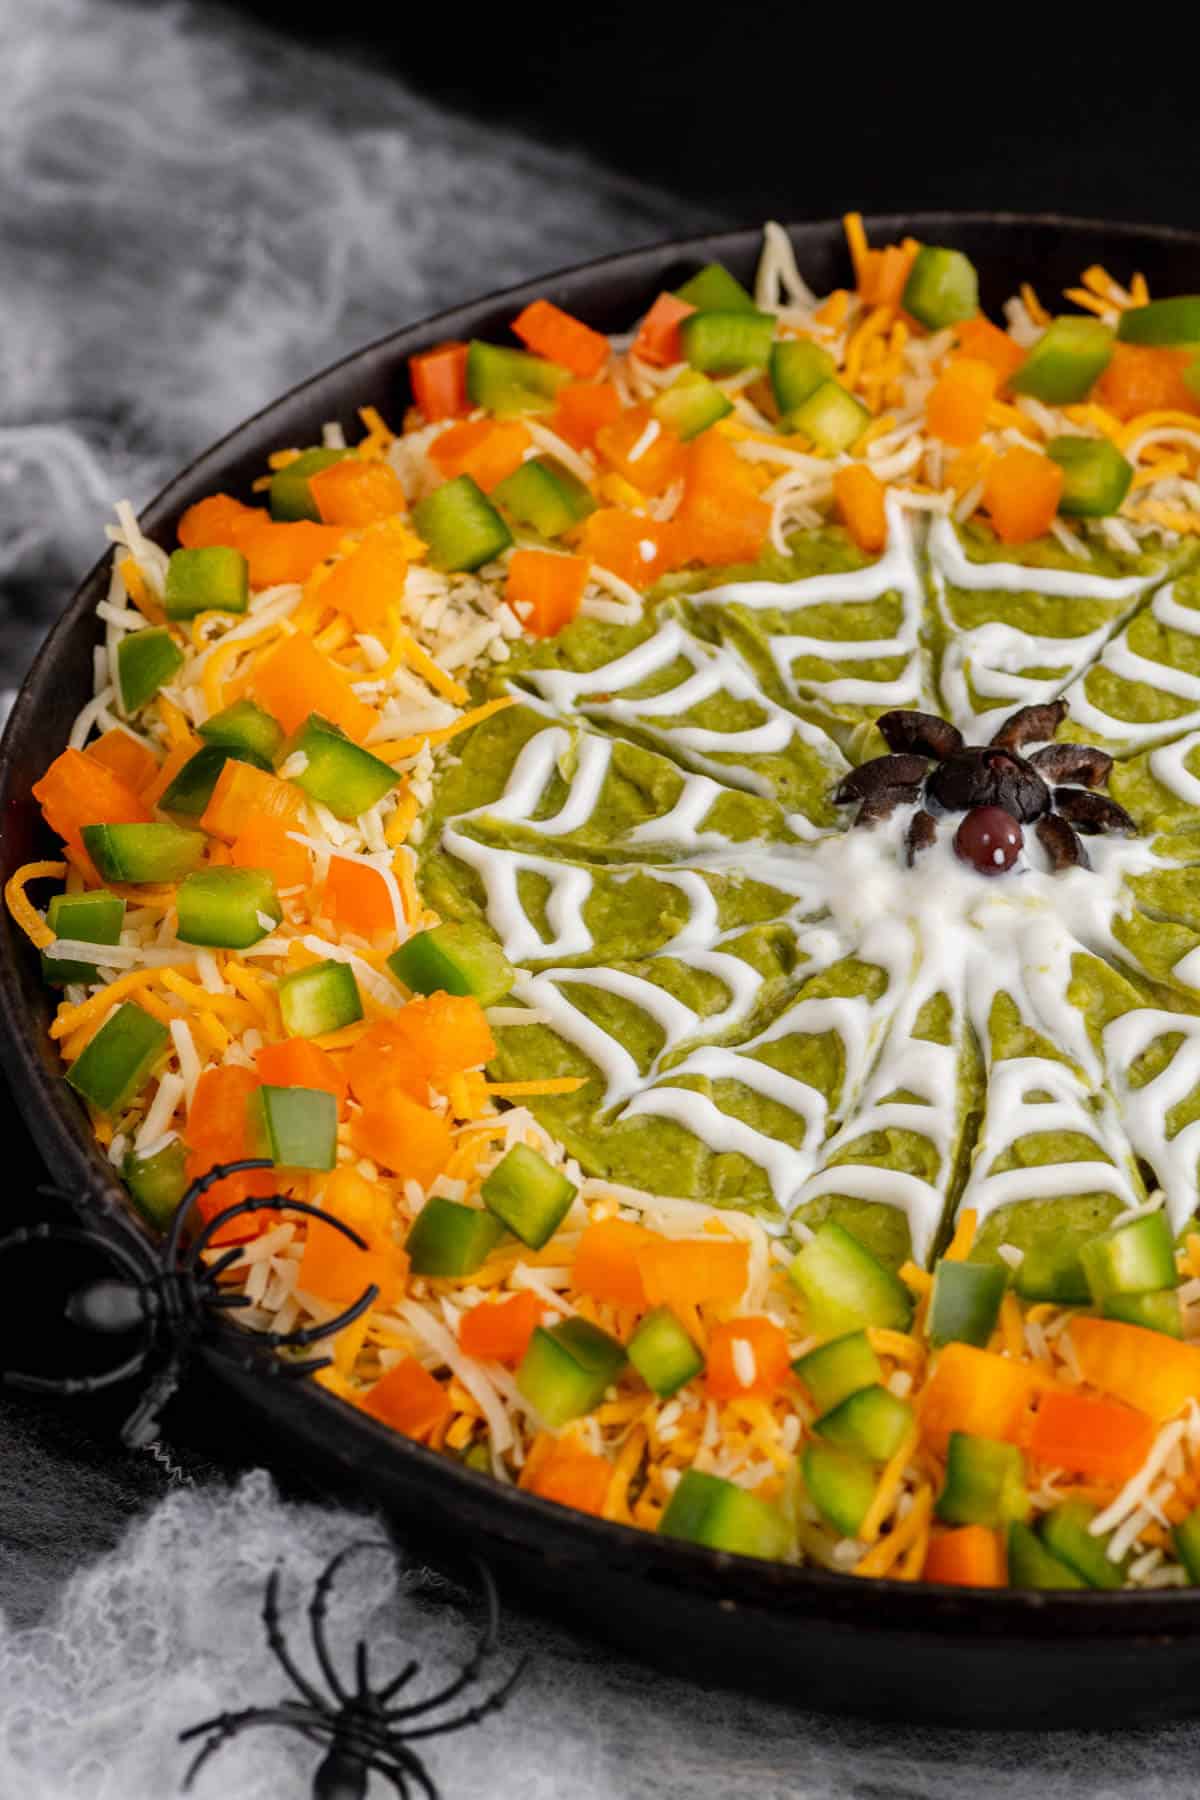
[0,1157,378,1446]
[180,1541,526,1799]
[834,699,1136,873]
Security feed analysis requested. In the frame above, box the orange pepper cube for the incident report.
[572,1218,656,1309]
[309,458,406,529]
[361,1355,452,1440]
[925,356,998,448]
[595,405,684,495]
[350,1090,454,1188]
[512,299,610,380]
[250,632,378,742]
[505,549,589,637]
[982,446,1064,544]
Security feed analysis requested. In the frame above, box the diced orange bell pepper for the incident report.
[185,1064,275,1223]
[200,758,304,843]
[918,1343,1038,1456]
[240,520,346,589]
[505,549,589,637]
[345,996,496,1108]
[322,856,395,940]
[595,404,685,495]
[409,341,470,422]
[706,1315,791,1399]
[1069,1316,1200,1424]
[860,242,919,309]
[636,1236,749,1313]
[298,1216,405,1308]
[361,1355,452,1440]
[429,419,531,492]
[255,1037,348,1115]
[982,445,1064,544]
[314,522,411,634]
[1095,343,1200,422]
[350,1090,454,1188]
[229,815,311,890]
[925,356,998,448]
[572,1218,657,1309]
[309,457,406,529]
[1028,1387,1155,1485]
[528,1438,612,1516]
[550,381,623,450]
[322,1165,395,1244]
[85,729,159,795]
[459,1290,544,1366]
[176,493,263,552]
[955,315,1027,388]
[578,509,679,590]
[250,631,378,742]
[512,298,609,380]
[631,292,695,367]
[922,1525,1005,1588]
[33,747,152,880]
[674,433,771,566]
[832,463,889,553]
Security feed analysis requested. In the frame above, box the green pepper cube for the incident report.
[792,1329,883,1414]
[42,889,125,986]
[1103,1288,1184,1337]
[1173,1505,1200,1583]
[481,1144,577,1249]
[516,1316,626,1428]
[673,262,757,314]
[268,447,353,523]
[199,698,285,765]
[285,715,396,821]
[278,958,363,1038]
[160,744,271,818]
[164,545,249,620]
[789,1221,913,1336]
[465,342,570,417]
[1007,1521,1086,1590]
[789,380,871,454]
[678,309,775,376]
[176,867,281,949]
[1010,317,1114,405]
[249,1084,337,1171]
[1081,1210,1178,1302]
[412,476,513,574]
[901,246,980,331]
[1013,1236,1092,1305]
[769,339,836,422]
[388,920,514,1006]
[651,369,733,441]
[116,627,184,714]
[81,822,206,885]
[801,1441,878,1538]
[937,1432,1030,1528]
[405,1196,507,1277]
[659,1468,789,1559]
[814,1384,913,1464]
[124,1138,189,1228]
[627,1305,705,1397]
[491,456,596,538]
[1045,435,1134,518]
[66,1002,169,1114]
[1117,296,1200,347]
[1039,1500,1127,1589]
[929,1258,1007,1348]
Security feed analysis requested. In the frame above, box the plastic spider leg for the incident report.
[202,1245,249,1284]
[119,1355,184,1448]
[203,1291,254,1311]
[376,1659,419,1705]
[165,1158,277,1266]
[362,1745,439,1800]
[309,1545,361,1706]
[259,1282,379,1351]
[263,1566,330,1710]
[4,1344,151,1398]
[0,1221,156,1290]
[385,1562,500,1721]
[179,1704,333,1792]
[185,1193,368,1272]
[396,1654,529,1745]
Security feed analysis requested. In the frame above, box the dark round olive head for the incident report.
[927,747,1049,822]
[954,805,1024,875]
[64,1278,145,1335]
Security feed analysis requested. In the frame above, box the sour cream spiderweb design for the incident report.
[429,492,1200,1270]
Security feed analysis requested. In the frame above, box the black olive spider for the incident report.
[180,1541,526,1799]
[0,1157,378,1446]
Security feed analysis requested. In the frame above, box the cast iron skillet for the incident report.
[5,215,1200,1729]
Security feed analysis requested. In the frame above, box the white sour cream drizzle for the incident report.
[1063,581,1200,750]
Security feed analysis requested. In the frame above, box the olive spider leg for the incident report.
[384,1562,500,1720]
[263,1566,330,1711]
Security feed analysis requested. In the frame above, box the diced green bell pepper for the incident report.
[124,1137,189,1228]
[1173,1505,1200,1582]
[164,545,249,620]
[674,262,757,314]
[1039,1500,1127,1590]
[928,1258,1006,1348]
[412,475,513,573]
[41,889,125,985]
[792,1329,883,1413]
[461,1440,491,1473]
[249,1084,337,1171]
[1103,1288,1184,1337]
[516,1316,626,1428]
[199,697,285,764]
[1116,296,1200,347]
[284,714,396,821]
[1007,1521,1086,1590]
[937,1432,1029,1528]
[659,1468,789,1559]
[176,867,281,949]
[814,1384,913,1463]
[268,447,353,523]
[465,341,570,416]
[1013,1238,1092,1305]
[651,369,733,441]
[66,1002,169,1114]
[901,247,980,330]
[491,456,596,538]
[388,919,514,1006]
[769,339,836,424]
[789,1222,913,1335]
[1081,1210,1178,1302]
[802,1441,877,1538]
[1010,318,1114,404]
[81,822,205,885]
[679,310,775,375]
[789,379,871,454]
[1046,436,1134,518]
[405,1196,507,1277]
[160,744,271,819]
[278,958,363,1038]
[480,1143,576,1249]
[116,627,184,714]
[627,1305,704,1397]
